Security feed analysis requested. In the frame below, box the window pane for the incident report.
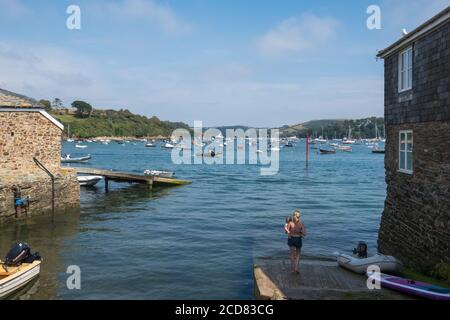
[400,151,405,170]
[408,66,412,88]
[407,133,413,151]
[408,49,412,69]
[407,152,413,171]
[400,133,406,151]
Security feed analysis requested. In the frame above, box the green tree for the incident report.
[52,98,63,109]
[39,99,52,111]
[72,100,93,118]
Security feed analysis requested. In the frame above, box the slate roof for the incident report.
[0,88,43,108]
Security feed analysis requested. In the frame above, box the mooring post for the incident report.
[105,177,109,193]
[147,178,153,191]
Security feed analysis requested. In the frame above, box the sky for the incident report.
[0,0,449,127]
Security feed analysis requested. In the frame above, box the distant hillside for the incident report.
[51,108,190,139]
[281,117,385,139]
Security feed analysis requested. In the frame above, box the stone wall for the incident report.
[0,111,62,172]
[0,169,80,221]
[379,121,450,271]
[0,111,80,221]
[384,21,450,125]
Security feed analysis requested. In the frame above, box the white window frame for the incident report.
[399,130,413,174]
[398,46,413,93]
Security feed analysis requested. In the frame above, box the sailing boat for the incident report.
[343,126,356,144]
[66,124,74,142]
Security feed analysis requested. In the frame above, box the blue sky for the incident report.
[0,0,448,126]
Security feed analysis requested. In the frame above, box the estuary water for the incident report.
[0,141,386,299]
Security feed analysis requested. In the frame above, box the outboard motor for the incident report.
[3,242,41,267]
[352,241,368,258]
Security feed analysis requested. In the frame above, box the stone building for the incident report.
[377,7,450,272]
[0,88,79,221]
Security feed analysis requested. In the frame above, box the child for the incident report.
[284,216,292,235]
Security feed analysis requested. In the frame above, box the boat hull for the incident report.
[77,175,103,186]
[368,273,450,300]
[337,253,401,274]
[0,261,41,299]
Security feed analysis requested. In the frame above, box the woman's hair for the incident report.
[285,216,292,223]
[293,210,301,223]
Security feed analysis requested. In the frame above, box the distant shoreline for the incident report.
[66,135,170,141]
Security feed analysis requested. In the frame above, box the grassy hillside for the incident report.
[51,109,190,139]
[280,117,385,139]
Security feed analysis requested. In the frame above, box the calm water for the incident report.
[0,141,386,299]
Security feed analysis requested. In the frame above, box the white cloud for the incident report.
[0,0,31,18]
[104,0,193,34]
[257,13,340,57]
[0,42,109,104]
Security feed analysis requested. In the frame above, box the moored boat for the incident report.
[367,272,450,300]
[145,142,156,147]
[0,243,42,299]
[61,154,91,163]
[337,253,402,274]
[319,148,336,154]
[372,147,386,154]
[77,175,103,187]
[75,144,87,149]
[143,170,175,178]
[162,143,175,149]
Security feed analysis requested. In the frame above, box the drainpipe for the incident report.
[33,157,55,223]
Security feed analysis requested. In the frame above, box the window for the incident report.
[398,47,413,92]
[399,130,413,174]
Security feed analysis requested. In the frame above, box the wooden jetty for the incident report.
[71,167,191,191]
[254,256,412,300]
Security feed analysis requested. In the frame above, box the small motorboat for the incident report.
[337,253,402,274]
[319,148,336,154]
[162,143,175,149]
[372,147,386,154]
[338,146,353,152]
[144,170,175,178]
[61,154,91,163]
[284,142,294,147]
[75,144,87,149]
[145,142,156,148]
[77,175,103,187]
[367,272,450,300]
[0,243,42,299]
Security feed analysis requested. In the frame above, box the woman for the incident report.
[287,210,306,274]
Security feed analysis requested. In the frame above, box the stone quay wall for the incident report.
[0,111,80,221]
[379,121,450,272]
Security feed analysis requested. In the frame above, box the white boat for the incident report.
[143,170,175,178]
[0,260,41,299]
[77,175,103,187]
[61,154,91,163]
[145,143,156,148]
[162,143,175,149]
[337,253,402,274]
[338,146,353,152]
[75,144,87,149]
